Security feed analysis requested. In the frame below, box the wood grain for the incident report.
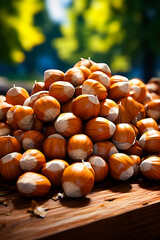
[0,176,160,240]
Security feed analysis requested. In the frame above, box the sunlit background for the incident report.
[0,0,160,92]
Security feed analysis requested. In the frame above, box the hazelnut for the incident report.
[108,153,134,181]
[61,162,94,197]
[16,172,51,197]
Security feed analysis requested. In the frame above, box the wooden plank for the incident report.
[0,176,160,240]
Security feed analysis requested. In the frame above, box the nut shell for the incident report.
[140,156,160,180]
[20,149,46,172]
[72,94,100,121]
[124,140,143,158]
[77,66,92,79]
[6,86,29,105]
[67,134,93,161]
[63,67,84,87]
[0,122,12,136]
[61,162,94,197]
[139,130,160,153]
[34,96,60,122]
[54,112,82,138]
[99,99,119,122]
[85,117,116,142]
[41,159,69,187]
[90,63,111,78]
[6,105,20,129]
[110,75,128,85]
[13,106,34,131]
[23,91,49,109]
[129,155,141,176]
[88,71,110,89]
[22,130,45,151]
[145,99,160,121]
[0,102,13,121]
[61,98,74,113]
[116,97,139,123]
[13,129,24,142]
[49,81,75,104]
[0,136,22,158]
[87,155,109,182]
[108,81,129,102]
[108,153,134,181]
[74,57,95,68]
[112,123,136,150]
[44,69,64,90]
[43,134,67,159]
[136,118,158,135]
[0,152,22,181]
[93,141,118,161]
[129,78,147,103]
[16,172,51,197]
[31,81,45,95]
[82,79,107,100]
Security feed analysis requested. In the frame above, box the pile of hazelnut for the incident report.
[0,58,160,198]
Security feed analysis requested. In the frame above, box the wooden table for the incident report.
[0,175,160,240]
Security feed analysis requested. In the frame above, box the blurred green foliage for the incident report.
[1,0,160,81]
[0,0,44,64]
[53,0,160,77]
